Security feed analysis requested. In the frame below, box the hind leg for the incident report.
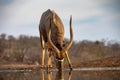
[41,48,45,67]
[40,34,45,67]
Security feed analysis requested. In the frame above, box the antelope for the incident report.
[39,9,73,70]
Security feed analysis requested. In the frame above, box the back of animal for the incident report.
[39,9,65,50]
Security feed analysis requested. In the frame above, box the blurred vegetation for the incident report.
[0,33,120,66]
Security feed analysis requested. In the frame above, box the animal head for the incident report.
[48,15,73,60]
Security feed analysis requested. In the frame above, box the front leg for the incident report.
[65,51,72,70]
[47,49,52,68]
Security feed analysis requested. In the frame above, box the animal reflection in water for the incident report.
[41,70,72,80]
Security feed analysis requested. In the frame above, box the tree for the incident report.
[0,33,6,40]
[8,35,15,41]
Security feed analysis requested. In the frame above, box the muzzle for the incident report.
[56,58,64,71]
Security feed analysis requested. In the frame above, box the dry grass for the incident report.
[73,56,120,68]
[0,64,41,70]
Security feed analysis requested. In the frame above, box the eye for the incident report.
[63,43,65,47]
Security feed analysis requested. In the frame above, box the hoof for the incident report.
[70,67,73,71]
[69,65,72,71]
[47,65,53,68]
[41,65,45,68]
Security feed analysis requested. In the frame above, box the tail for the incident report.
[52,10,56,23]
